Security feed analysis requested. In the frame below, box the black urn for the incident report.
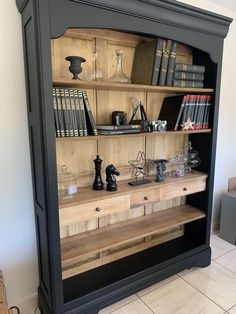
[65,55,86,80]
[154,159,168,182]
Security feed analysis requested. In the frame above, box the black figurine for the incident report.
[106,164,120,191]
[93,155,104,190]
[154,159,168,182]
[65,55,86,80]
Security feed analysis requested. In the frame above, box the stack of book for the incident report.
[131,38,178,87]
[158,94,212,130]
[96,124,141,135]
[53,88,97,137]
[173,63,205,88]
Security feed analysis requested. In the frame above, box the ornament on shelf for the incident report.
[65,55,86,80]
[109,49,131,83]
[88,46,103,81]
[181,117,195,130]
[106,164,120,191]
[185,141,201,172]
[154,159,168,182]
[92,155,104,190]
[128,151,152,186]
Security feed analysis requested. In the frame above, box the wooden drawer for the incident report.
[60,194,130,225]
[160,177,206,200]
[130,187,160,207]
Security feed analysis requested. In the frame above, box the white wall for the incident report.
[0,0,38,308]
[0,0,235,309]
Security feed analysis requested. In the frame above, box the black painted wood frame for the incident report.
[16,0,232,313]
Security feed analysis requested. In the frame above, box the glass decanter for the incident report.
[109,49,131,83]
[87,46,103,81]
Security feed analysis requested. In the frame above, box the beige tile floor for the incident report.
[99,234,236,314]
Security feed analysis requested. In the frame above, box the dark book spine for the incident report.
[174,71,204,81]
[151,38,164,85]
[69,89,79,136]
[175,63,205,74]
[193,95,200,129]
[166,41,178,86]
[78,91,88,136]
[195,95,204,129]
[64,88,74,136]
[205,95,212,129]
[73,89,83,136]
[60,88,70,136]
[200,95,208,129]
[55,88,65,137]
[173,80,204,88]
[82,91,98,136]
[53,88,60,137]
[158,39,172,86]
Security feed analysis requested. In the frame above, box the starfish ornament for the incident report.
[181,118,195,130]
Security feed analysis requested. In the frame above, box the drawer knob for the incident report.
[144,196,149,200]
[183,187,188,191]
[95,207,101,212]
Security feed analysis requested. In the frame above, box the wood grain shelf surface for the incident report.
[59,171,207,209]
[56,129,211,142]
[53,78,214,93]
[61,205,206,262]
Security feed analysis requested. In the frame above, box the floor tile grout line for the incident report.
[108,293,151,314]
[137,276,179,297]
[103,296,139,314]
[137,296,155,314]
[213,259,236,276]
[224,303,236,312]
[180,275,227,312]
[211,247,236,261]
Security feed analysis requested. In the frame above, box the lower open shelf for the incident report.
[61,205,205,278]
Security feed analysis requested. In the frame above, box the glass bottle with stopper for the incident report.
[57,165,78,201]
[109,49,131,83]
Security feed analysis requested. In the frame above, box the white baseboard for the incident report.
[9,294,38,314]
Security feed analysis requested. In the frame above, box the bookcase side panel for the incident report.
[21,0,64,313]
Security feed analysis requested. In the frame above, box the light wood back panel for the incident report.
[53,29,194,254]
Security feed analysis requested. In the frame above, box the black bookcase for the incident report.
[16,0,232,313]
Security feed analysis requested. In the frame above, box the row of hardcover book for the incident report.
[131,37,205,87]
[53,88,97,137]
[159,94,212,130]
[173,64,205,88]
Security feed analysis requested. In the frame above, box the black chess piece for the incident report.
[154,159,168,182]
[92,155,104,190]
[106,164,120,191]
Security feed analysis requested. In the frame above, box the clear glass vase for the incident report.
[87,46,103,81]
[109,49,131,83]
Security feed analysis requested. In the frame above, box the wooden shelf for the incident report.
[59,171,207,226]
[56,129,212,142]
[53,78,214,94]
[61,205,206,263]
[60,171,207,209]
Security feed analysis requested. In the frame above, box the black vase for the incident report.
[65,55,86,80]
[154,159,168,182]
